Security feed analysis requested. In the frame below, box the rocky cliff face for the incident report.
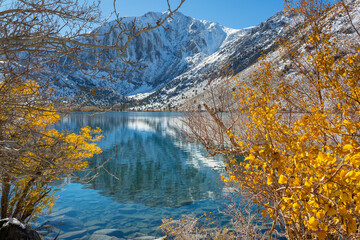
[55,11,249,106]
[137,12,292,110]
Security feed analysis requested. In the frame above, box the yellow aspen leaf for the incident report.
[304,180,312,188]
[316,210,325,220]
[308,217,319,230]
[343,144,353,152]
[293,202,301,213]
[339,170,347,178]
[345,171,355,179]
[261,209,267,218]
[293,177,301,186]
[278,175,288,184]
[245,154,255,161]
[282,203,290,211]
[267,208,274,217]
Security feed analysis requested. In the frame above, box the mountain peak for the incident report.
[142,11,164,19]
[55,8,293,108]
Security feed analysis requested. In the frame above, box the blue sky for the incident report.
[100,0,285,29]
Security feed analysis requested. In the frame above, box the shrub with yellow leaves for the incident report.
[0,79,102,222]
[226,0,360,238]
[186,0,360,239]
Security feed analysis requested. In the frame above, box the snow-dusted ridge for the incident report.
[135,11,293,110]
[53,10,293,108]
[53,2,360,110]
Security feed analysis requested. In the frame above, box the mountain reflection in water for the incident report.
[59,112,225,208]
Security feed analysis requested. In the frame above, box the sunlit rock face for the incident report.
[53,10,291,107]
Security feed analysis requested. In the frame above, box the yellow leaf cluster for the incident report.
[220,0,360,238]
[0,79,103,222]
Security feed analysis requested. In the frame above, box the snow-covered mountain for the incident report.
[137,12,292,110]
[55,11,292,108]
[53,0,360,110]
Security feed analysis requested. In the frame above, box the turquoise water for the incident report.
[38,112,227,239]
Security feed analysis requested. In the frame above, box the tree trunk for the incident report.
[13,177,36,219]
[1,174,10,218]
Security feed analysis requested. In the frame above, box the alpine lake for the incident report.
[36,112,231,239]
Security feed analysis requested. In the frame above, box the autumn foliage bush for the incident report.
[0,79,102,222]
[182,0,360,239]
[225,1,360,239]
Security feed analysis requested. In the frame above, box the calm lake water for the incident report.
[38,112,227,239]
